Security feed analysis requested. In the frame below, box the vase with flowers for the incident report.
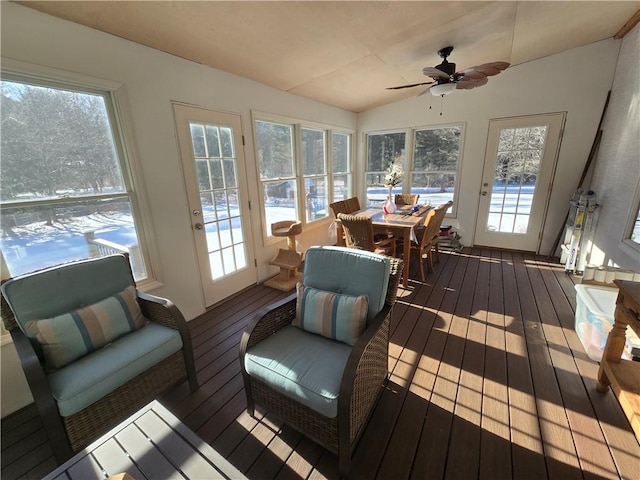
[383,160,403,214]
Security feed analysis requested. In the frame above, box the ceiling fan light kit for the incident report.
[430,82,457,97]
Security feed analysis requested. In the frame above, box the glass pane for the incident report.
[1,81,125,202]
[188,120,246,281]
[204,222,220,252]
[220,127,234,158]
[409,173,455,207]
[301,128,326,176]
[214,191,229,220]
[234,245,247,270]
[413,126,462,172]
[205,125,221,158]
[209,251,223,280]
[367,132,405,171]
[332,133,350,173]
[223,159,237,188]
[332,174,349,202]
[190,124,207,158]
[305,177,328,222]
[263,181,297,236]
[200,192,216,223]
[0,198,146,279]
[195,159,211,190]
[515,214,531,233]
[219,219,233,248]
[222,246,235,273]
[231,216,243,244]
[631,206,640,244]
[500,214,515,233]
[209,160,224,190]
[486,125,548,234]
[255,120,294,180]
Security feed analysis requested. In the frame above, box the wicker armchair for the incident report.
[0,255,198,463]
[337,213,396,257]
[394,193,420,206]
[240,246,403,478]
[399,201,452,281]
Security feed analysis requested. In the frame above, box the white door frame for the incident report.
[474,113,565,252]
[173,103,256,307]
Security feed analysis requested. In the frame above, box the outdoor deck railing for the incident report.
[84,231,144,279]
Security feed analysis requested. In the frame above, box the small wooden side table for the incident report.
[596,279,640,439]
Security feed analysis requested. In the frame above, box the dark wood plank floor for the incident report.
[3,248,640,479]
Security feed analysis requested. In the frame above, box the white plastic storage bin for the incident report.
[574,284,634,362]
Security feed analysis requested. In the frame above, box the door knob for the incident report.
[481,191,488,196]
[194,223,204,230]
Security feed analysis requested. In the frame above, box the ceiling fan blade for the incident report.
[455,70,486,82]
[421,67,450,80]
[461,61,510,77]
[386,81,435,90]
[456,77,489,90]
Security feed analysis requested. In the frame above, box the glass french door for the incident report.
[173,104,255,306]
[474,113,565,251]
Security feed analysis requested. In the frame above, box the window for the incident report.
[301,127,328,223]
[365,132,406,206]
[332,132,352,202]
[365,125,464,213]
[255,116,353,239]
[626,186,640,247]
[412,126,462,211]
[0,77,149,280]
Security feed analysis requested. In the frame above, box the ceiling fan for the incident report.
[387,46,510,97]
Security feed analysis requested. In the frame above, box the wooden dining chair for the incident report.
[329,200,349,246]
[400,201,452,281]
[394,193,420,206]
[337,213,396,257]
[344,196,361,213]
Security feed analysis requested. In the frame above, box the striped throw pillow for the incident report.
[24,286,147,370]
[293,284,368,346]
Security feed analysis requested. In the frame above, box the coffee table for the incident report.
[43,400,246,479]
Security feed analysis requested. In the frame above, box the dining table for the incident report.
[346,205,432,287]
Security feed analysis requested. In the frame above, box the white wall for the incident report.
[588,23,640,272]
[357,39,621,255]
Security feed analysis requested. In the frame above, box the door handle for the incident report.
[481,191,488,196]
[194,223,204,230]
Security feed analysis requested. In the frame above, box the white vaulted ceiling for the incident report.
[15,1,640,112]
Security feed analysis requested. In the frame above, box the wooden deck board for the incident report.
[3,248,639,480]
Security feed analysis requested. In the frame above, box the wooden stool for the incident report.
[264,220,303,291]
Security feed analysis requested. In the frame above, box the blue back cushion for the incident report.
[2,255,135,333]
[303,246,390,325]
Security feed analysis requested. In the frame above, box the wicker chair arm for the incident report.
[240,293,297,355]
[338,303,392,447]
[10,328,73,461]
[136,290,198,392]
[136,291,185,330]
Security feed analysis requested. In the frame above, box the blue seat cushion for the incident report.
[244,326,352,418]
[303,246,390,326]
[47,323,183,417]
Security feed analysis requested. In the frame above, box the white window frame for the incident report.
[621,181,640,258]
[0,60,158,289]
[252,111,354,245]
[363,123,465,217]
